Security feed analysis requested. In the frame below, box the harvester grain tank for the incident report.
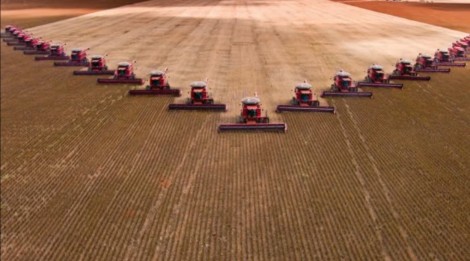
[97,61,144,84]
[54,48,90,66]
[321,70,373,97]
[357,64,404,88]
[218,97,287,132]
[73,55,114,75]
[128,69,180,95]
[276,82,335,112]
[169,81,225,110]
[389,59,431,81]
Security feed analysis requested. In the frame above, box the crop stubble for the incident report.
[1,0,469,260]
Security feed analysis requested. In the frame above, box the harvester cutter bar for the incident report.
[276,105,335,113]
[73,70,115,75]
[54,61,90,67]
[35,56,70,61]
[97,78,144,85]
[169,103,226,111]
[389,75,431,81]
[321,91,373,98]
[357,82,403,88]
[128,88,181,96]
[218,123,287,132]
[415,68,451,73]
[434,62,466,67]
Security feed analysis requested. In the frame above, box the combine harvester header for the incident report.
[276,81,335,113]
[219,96,287,132]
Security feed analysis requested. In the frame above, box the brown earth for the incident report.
[334,0,470,32]
[1,0,470,260]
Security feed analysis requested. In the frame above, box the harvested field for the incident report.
[1,0,469,260]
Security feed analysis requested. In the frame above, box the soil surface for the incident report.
[2,0,469,260]
[334,0,470,32]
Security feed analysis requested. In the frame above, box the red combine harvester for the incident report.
[321,70,373,97]
[389,59,431,81]
[6,32,30,46]
[97,61,144,84]
[434,49,466,67]
[357,64,403,88]
[13,37,41,51]
[73,55,114,75]
[35,43,69,61]
[452,40,468,51]
[3,29,22,43]
[1,25,17,39]
[276,81,335,113]
[218,97,287,132]
[54,48,90,66]
[24,40,50,55]
[169,81,226,110]
[448,46,470,62]
[128,69,180,95]
[413,54,450,73]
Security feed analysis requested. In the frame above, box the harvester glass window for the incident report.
[342,81,350,87]
[194,91,203,100]
[247,109,257,118]
[301,93,309,101]
[72,52,79,60]
[118,67,127,76]
[91,60,101,68]
[151,77,161,86]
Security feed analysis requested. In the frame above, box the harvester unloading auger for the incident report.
[97,61,144,85]
[54,48,90,67]
[169,80,226,111]
[433,49,466,67]
[73,55,114,75]
[357,65,403,88]
[389,59,431,81]
[34,43,70,61]
[276,81,335,113]
[321,70,373,97]
[128,69,180,95]
[413,54,451,73]
[218,96,287,132]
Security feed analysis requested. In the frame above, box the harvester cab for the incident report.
[240,97,266,123]
[434,49,450,63]
[148,69,169,89]
[189,81,212,104]
[334,71,355,91]
[396,60,414,75]
[70,48,88,62]
[293,82,318,106]
[366,64,386,82]
[90,55,108,70]
[50,44,65,56]
[414,54,434,69]
[116,62,134,78]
